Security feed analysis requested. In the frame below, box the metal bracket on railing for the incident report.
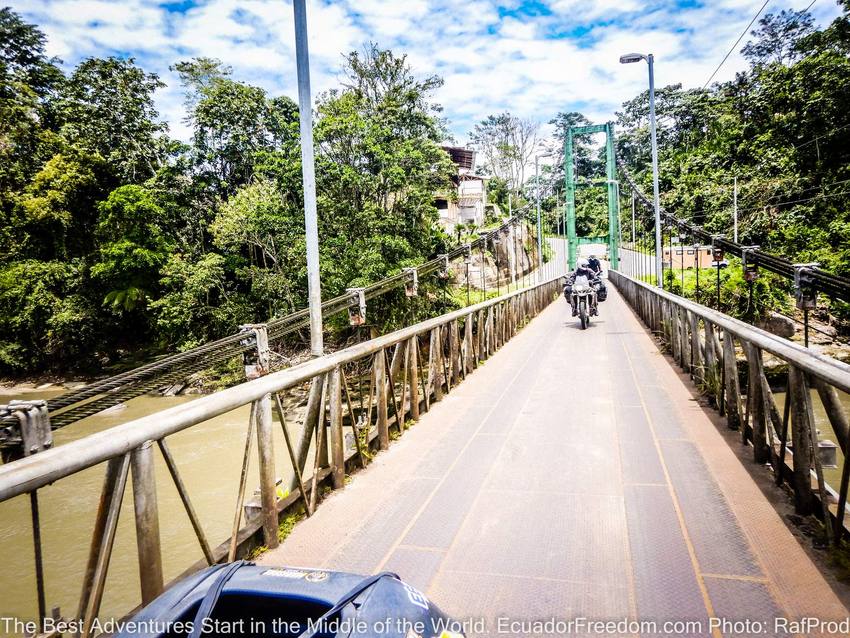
[347,287,367,326]
[794,263,820,310]
[741,246,760,282]
[0,400,52,463]
[239,324,270,380]
[711,235,725,263]
[463,244,472,265]
[438,254,450,280]
[403,267,419,297]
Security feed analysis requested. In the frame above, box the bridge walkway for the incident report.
[260,284,849,637]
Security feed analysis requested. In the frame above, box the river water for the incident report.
[771,388,848,491]
[0,387,312,631]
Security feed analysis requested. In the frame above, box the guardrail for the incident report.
[610,270,850,546]
[0,275,562,637]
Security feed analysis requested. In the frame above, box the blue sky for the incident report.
[13,0,844,143]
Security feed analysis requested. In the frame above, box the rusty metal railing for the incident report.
[0,276,562,637]
[610,270,850,547]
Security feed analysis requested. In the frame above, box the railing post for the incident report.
[291,377,323,493]
[722,331,743,429]
[131,441,163,605]
[745,344,770,463]
[376,350,389,449]
[812,377,850,456]
[409,336,420,420]
[449,319,461,384]
[462,316,474,375]
[670,305,680,363]
[680,309,691,373]
[690,312,702,382]
[77,455,130,638]
[486,307,495,355]
[429,328,444,401]
[241,323,279,550]
[329,367,345,489]
[788,366,815,514]
[476,309,485,361]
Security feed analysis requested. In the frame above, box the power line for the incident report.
[703,0,772,89]
[618,160,850,302]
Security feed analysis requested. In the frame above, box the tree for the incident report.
[60,57,168,183]
[18,149,109,259]
[550,111,596,178]
[742,9,815,66]
[91,185,172,312]
[468,112,539,190]
[0,7,63,100]
[314,46,455,299]
[0,259,97,372]
[150,253,242,348]
[171,57,232,114]
[187,74,298,195]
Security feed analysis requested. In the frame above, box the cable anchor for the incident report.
[793,263,820,310]
[403,268,419,297]
[346,287,367,326]
[0,400,52,463]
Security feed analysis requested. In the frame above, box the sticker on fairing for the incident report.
[305,571,329,583]
[403,583,429,610]
[262,568,307,579]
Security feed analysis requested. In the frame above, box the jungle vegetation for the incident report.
[2,2,850,375]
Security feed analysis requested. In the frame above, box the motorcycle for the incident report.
[568,274,598,330]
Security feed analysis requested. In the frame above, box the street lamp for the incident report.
[294,0,324,352]
[620,52,663,288]
[535,153,553,282]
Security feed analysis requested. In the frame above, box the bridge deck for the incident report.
[260,285,849,637]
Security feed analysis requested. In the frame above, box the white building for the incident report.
[435,146,487,232]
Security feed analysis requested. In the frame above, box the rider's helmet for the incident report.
[578,258,589,268]
[589,254,596,260]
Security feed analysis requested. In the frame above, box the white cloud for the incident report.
[10,0,845,144]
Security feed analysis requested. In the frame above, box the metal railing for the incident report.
[0,275,562,637]
[610,270,850,545]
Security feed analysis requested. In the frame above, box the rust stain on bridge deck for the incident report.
[259,285,849,637]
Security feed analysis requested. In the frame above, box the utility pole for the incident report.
[294,0,323,355]
[733,175,738,243]
[619,51,661,286]
[535,153,555,280]
[535,155,544,282]
[647,54,663,288]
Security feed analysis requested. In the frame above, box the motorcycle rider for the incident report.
[587,255,602,276]
[563,258,600,316]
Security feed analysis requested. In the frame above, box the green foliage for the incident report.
[0,260,96,371]
[60,57,168,183]
[616,4,850,330]
[91,185,172,312]
[663,264,791,323]
[0,10,459,374]
[3,3,850,375]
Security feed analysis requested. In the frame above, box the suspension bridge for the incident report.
[1,125,850,638]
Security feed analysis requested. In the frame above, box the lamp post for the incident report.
[294,0,323,354]
[620,52,663,288]
[535,153,553,282]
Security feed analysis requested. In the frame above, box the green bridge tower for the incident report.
[564,122,620,271]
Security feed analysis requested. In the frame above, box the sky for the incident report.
[13,0,845,144]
